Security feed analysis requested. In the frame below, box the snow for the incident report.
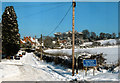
[30,37,40,46]
[21,39,26,43]
[80,42,93,46]
[0,60,21,82]
[97,39,117,45]
[30,37,35,42]
[45,46,118,64]
[0,53,56,82]
[80,39,117,46]
[0,52,119,82]
[7,11,9,14]
[16,50,25,56]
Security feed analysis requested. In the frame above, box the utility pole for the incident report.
[35,35,36,49]
[40,34,42,60]
[72,0,76,76]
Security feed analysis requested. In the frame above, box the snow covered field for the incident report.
[45,46,119,64]
[79,39,118,46]
[0,52,119,82]
[97,39,117,45]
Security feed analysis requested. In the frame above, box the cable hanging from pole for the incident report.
[12,2,68,8]
[18,4,68,20]
[47,5,72,36]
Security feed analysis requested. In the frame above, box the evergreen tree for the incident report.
[2,6,20,58]
[90,32,97,40]
[99,32,105,40]
[82,29,90,39]
[119,32,120,38]
[111,33,116,39]
[0,23,2,61]
[105,33,112,39]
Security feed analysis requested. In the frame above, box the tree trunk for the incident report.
[0,55,1,62]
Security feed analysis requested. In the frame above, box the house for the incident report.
[54,32,62,40]
[75,32,84,45]
[59,40,67,48]
[20,36,40,49]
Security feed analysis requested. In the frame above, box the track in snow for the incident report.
[1,53,57,81]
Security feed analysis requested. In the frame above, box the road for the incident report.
[1,53,57,81]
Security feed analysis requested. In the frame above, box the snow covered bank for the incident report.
[45,46,118,64]
[33,53,119,81]
[0,60,21,82]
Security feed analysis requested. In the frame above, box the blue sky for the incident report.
[1,0,120,2]
[1,2,118,38]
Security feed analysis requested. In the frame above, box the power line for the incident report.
[12,2,68,8]
[18,4,68,20]
[47,5,72,36]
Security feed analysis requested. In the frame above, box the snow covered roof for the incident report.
[21,36,40,46]
[20,39,26,43]
[30,37,36,42]
[78,32,83,34]
[65,32,68,34]
[54,32,62,35]
[30,37,39,44]
[65,31,72,34]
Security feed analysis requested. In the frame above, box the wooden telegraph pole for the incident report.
[40,34,42,60]
[35,35,36,48]
[72,0,76,76]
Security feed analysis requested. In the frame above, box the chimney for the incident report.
[29,36,31,39]
[33,37,35,40]
[24,36,25,39]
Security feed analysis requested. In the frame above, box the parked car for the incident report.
[14,55,20,60]
[22,52,26,55]
[15,56,20,60]
[10,56,14,59]
[2,55,6,59]
[19,54,23,57]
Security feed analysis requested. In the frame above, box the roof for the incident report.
[54,32,62,35]
[20,39,26,43]
[20,36,40,45]
[78,32,83,34]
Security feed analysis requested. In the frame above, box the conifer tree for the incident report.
[2,6,20,58]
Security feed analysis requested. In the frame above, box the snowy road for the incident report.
[0,52,119,82]
[0,53,57,82]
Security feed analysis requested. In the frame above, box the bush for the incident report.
[92,42,101,46]
[104,42,111,46]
